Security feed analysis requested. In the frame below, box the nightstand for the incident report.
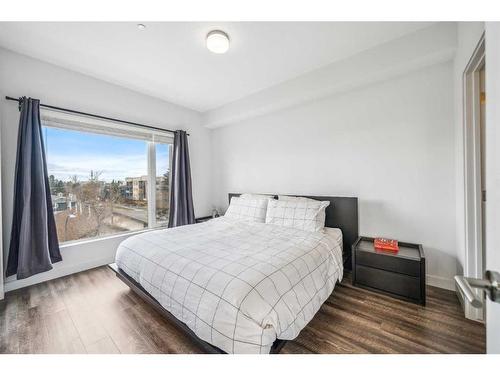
[195,216,213,223]
[352,236,426,305]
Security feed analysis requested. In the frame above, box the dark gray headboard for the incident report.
[228,193,358,269]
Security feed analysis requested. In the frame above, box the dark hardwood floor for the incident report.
[0,266,485,354]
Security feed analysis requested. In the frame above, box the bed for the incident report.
[110,194,358,354]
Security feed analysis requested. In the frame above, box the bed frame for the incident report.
[109,194,358,354]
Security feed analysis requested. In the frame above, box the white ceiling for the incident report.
[0,22,434,112]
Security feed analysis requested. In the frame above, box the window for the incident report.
[155,143,171,226]
[42,110,173,244]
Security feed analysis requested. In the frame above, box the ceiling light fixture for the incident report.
[206,30,230,54]
[137,24,146,30]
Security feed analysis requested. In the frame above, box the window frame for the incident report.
[41,109,174,244]
[147,141,174,229]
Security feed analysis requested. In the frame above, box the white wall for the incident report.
[211,62,457,289]
[452,22,485,275]
[204,23,456,129]
[0,47,212,292]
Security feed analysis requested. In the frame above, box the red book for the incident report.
[374,237,399,252]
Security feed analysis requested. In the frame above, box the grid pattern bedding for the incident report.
[224,196,269,223]
[115,217,343,354]
[266,198,330,232]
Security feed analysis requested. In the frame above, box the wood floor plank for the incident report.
[85,336,120,354]
[130,301,203,353]
[18,306,49,354]
[42,309,86,354]
[0,293,19,354]
[0,266,486,354]
[60,277,110,348]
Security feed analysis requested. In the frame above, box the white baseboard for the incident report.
[426,274,455,291]
[4,256,114,293]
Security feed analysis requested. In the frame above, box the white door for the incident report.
[485,22,500,353]
[0,112,3,301]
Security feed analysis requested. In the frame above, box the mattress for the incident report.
[115,217,343,353]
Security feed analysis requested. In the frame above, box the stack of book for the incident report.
[374,237,399,252]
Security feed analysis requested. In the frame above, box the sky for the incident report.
[43,126,170,182]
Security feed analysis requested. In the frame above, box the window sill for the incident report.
[59,226,167,249]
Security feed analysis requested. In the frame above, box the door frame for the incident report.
[0,112,3,301]
[462,33,485,321]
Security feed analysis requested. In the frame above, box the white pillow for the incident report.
[224,196,269,223]
[240,193,274,200]
[278,196,329,227]
[278,195,317,202]
[265,198,330,232]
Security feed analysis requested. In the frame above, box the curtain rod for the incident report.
[5,96,189,136]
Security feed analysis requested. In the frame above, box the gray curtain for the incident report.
[168,130,195,227]
[6,97,61,279]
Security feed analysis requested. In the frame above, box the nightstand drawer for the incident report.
[356,250,420,277]
[355,265,421,301]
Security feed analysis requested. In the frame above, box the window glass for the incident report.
[43,125,171,243]
[155,143,171,226]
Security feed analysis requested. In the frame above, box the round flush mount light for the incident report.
[206,30,230,54]
[137,23,146,30]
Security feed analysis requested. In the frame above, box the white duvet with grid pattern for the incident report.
[115,217,343,354]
